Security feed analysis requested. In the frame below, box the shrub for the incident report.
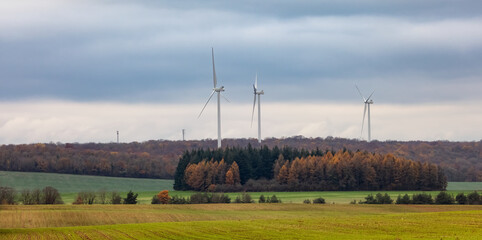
[210,193,231,203]
[467,191,480,205]
[412,193,433,204]
[73,195,83,205]
[20,189,35,205]
[75,191,96,205]
[0,187,17,205]
[375,193,393,204]
[361,193,392,204]
[455,193,468,205]
[235,193,254,203]
[435,191,454,204]
[312,197,325,204]
[169,195,189,204]
[189,192,230,204]
[31,189,42,204]
[259,194,266,203]
[267,195,281,203]
[96,190,108,204]
[303,199,311,204]
[123,190,138,204]
[190,193,210,204]
[151,195,161,204]
[43,186,63,204]
[349,199,357,204]
[111,192,122,204]
[396,194,411,204]
[363,194,377,204]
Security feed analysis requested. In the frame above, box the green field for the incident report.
[1,204,481,239]
[0,171,174,193]
[2,171,481,204]
[2,171,482,239]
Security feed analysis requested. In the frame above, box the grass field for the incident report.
[0,171,174,193]
[2,171,481,204]
[1,204,481,239]
[1,171,481,239]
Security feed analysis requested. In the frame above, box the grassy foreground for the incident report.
[1,204,481,239]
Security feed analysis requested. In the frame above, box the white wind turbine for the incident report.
[356,85,375,142]
[198,48,229,148]
[251,73,264,143]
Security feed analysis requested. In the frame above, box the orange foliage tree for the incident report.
[157,190,170,204]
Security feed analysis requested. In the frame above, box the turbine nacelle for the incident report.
[214,86,225,92]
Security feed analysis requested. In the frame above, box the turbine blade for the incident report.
[251,94,257,127]
[253,84,257,93]
[198,90,216,118]
[255,72,258,89]
[221,93,230,103]
[367,90,375,101]
[212,48,217,88]
[361,103,367,138]
[355,84,366,102]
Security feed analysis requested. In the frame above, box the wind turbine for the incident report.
[251,73,264,143]
[198,48,228,148]
[355,85,374,142]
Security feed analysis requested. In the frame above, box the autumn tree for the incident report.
[225,161,240,185]
[157,190,170,204]
[276,163,289,184]
[225,169,234,185]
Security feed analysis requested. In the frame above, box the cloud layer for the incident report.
[1,100,480,144]
[1,1,481,143]
[1,0,482,103]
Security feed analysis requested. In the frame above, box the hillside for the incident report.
[0,137,481,181]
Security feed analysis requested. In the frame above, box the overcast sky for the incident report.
[1,0,481,144]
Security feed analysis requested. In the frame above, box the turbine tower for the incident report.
[356,85,374,142]
[251,73,264,143]
[198,48,228,148]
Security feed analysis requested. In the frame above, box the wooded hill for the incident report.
[0,137,480,181]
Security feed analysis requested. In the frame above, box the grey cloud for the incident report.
[0,0,481,104]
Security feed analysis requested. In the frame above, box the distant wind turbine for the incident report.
[198,48,229,148]
[251,73,264,143]
[355,85,375,142]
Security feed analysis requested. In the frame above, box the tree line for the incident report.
[0,186,63,205]
[174,146,447,191]
[1,137,479,182]
[151,191,283,204]
[358,191,482,205]
[0,143,176,179]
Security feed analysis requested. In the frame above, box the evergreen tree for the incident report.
[123,190,138,204]
[258,194,266,203]
[435,191,454,204]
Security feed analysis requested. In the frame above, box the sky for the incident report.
[0,0,481,144]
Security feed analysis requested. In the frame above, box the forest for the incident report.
[0,137,480,181]
[174,146,447,191]
[0,143,177,179]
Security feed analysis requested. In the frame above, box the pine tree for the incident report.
[123,190,138,204]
